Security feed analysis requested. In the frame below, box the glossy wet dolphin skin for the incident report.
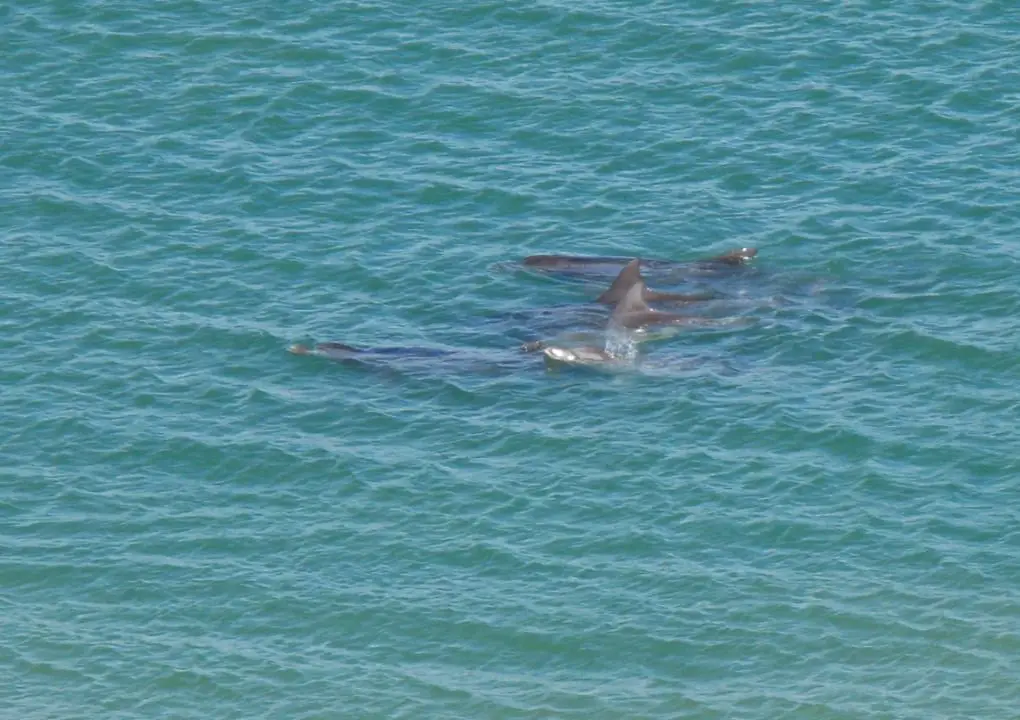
[290,342,455,361]
[522,247,758,276]
[595,258,717,305]
[605,280,746,330]
[542,345,621,366]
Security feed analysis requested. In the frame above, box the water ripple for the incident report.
[4,0,1020,718]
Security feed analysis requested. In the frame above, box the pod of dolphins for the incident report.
[290,247,759,371]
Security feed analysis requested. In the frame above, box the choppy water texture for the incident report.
[4,1,1020,717]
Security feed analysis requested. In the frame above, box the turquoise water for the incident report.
[4,1,1020,717]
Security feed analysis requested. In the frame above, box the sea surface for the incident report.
[3,1,1020,718]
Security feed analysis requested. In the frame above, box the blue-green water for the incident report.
[4,1,1020,717]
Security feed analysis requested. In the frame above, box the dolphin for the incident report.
[521,247,758,278]
[288,341,550,377]
[535,277,752,367]
[291,250,758,373]
[535,286,670,367]
[485,256,720,341]
[486,248,757,337]
[289,342,452,362]
[596,258,714,305]
[608,280,733,330]
[304,268,751,369]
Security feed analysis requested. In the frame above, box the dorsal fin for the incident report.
[609,280,652,326]
[596,259,643,304]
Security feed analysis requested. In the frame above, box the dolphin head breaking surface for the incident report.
[707,247,757,265]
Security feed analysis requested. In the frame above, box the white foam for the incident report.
[603,327,637,361]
